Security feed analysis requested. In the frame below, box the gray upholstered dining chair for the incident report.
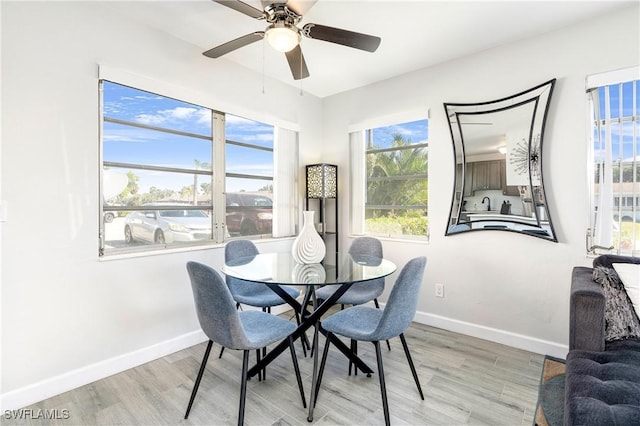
[315,237,385,308]
[314,256,427,426]
[222,240,305,360]
[225,240,301,311]
[184,261,306,425]
[315,236,390,365]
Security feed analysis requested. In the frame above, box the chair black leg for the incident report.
[288,336,307,408]
[314,332,333,406]
[373,341,390,426]
[348,339,358,376]
[238,350,249,426]
[256,349,262,381]
[399,333,424,400]
[255,315,267,380]
[348,339,354,376]
[373,299,391,351]
[262,346,267,380]
[184,340,213,419]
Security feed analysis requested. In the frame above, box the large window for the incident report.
[352,119,429,239]
[588,68,640,255]
[99,81,279,256]
[225,115,274,237]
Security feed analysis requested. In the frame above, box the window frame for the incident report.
[98,79,283,257]
[351,117,429,241]
[587,67,640,255]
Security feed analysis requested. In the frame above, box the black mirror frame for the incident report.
[444,79,557,242]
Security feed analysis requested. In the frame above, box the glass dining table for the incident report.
[222,251,397,421]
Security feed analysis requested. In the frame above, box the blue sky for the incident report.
[598,81,638,119]
[102,81,273,194]
[593,80,640,162]
[372,119,428,148]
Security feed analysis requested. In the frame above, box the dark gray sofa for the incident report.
[566,255,640,425]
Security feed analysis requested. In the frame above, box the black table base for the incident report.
[246,280,374,421]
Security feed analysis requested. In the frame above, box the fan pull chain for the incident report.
[262,38,266,94]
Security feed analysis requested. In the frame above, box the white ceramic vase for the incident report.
[291,211,326,264]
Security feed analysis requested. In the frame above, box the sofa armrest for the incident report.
[593,254,640,269]
[570,266,605,352]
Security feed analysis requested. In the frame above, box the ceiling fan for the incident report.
[204,0,382,80]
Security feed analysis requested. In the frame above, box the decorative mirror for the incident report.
[444,79,557,241]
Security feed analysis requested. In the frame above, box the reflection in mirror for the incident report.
[444,79,557,241]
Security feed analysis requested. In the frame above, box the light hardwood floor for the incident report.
[4,322,544,425]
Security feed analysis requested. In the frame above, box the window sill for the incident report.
[99,236,295,262]
[99,242,224,262]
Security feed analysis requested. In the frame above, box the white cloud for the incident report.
[389,124,427,138]
[225,115,272,132]
[134,106,210,128]
[135,113,167,126]
[133,95,163,101]
[227,132,274,143]
[168,107,198,119]
[103,127,163,143]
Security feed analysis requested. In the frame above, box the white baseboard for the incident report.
[0,330,207,412]
[412,310,568,359]
[0,308,569,412]
[365,300,567,357]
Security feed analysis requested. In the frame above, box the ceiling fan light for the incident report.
[265,23,300,52]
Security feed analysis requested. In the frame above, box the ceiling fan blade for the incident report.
[213,0,265,19]
[203,32,264,58]
[302,23,381,52]
[285,45,310,80]
[284,0,318,16]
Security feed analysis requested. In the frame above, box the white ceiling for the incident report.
[104,0,634,98]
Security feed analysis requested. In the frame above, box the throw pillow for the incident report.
[592,265,640,342]
[612,263,640,320]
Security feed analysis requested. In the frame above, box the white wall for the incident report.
[0,1,322,409]
[323,5,639,357]
[1,0,639,411]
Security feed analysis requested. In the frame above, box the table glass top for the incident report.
[222,252,396,285]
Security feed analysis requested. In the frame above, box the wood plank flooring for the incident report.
[3,321,544,425]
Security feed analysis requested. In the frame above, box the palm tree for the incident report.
[367,134,427,218]
[180,185,195,200]
[192,159,211,205]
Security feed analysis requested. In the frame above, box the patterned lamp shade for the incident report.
[306,164,337,199]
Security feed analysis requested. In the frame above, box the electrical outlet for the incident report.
[435,283,444,298]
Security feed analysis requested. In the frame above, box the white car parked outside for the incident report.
[124,206,212,244]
